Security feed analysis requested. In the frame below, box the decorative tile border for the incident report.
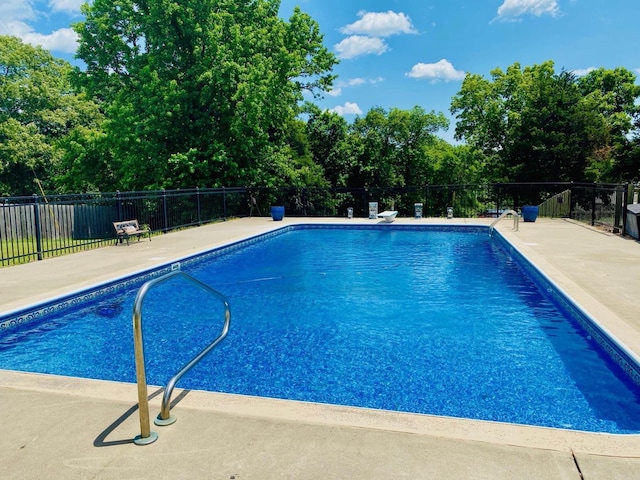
[0,264,176,331]
[292,223,488,235]
[0,229,289,331]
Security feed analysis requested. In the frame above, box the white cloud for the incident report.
[571,67,596,77]
[330,102,363,116]
[50,0,85,13]
[20,27,79,53]
[406,59,466,82]
[2,20,78,53]
[0,1,36,25]
[0,0,80,54]
[341,11,417,37]
[335,11,416,60]
[346,78,365,87]
[495,0,560,21]
[327,77,385,97]
[334,35,388,60]
[355,76,384,85]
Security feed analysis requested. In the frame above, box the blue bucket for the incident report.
[521,205,539,222]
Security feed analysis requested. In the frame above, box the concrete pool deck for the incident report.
[2,216,640,479]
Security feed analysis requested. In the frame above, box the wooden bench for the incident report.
[113,220,151,245]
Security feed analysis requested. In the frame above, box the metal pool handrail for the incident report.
[132,270,231,446]
[489,209,519,232]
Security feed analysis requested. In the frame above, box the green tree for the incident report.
[576,67,640,181]
[0,36,103,195]
[305,106,354,187]
[349,106,448,187]
[614,136,640,181]
[429,142,484,185]
[450,61,621,183]
[278,117,327,189]
[449,70,507,180]
[577,68,640,139]
[73,0,337,191]
[508,68,606,182]
[54,126,116,192]
[386,106,449,186]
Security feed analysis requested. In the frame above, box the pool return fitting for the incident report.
[132,270,231,445]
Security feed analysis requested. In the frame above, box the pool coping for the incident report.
[2,216,640,458]
[2,368,639,457]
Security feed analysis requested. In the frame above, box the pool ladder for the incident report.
[132,270,231,445]
[489,209,519,233]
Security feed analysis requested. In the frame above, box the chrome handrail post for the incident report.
[489,209,519,233]
[155,280,231,425]
[132,282,158,445]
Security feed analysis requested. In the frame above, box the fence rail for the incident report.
[1,182,637,266]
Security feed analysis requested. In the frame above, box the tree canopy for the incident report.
[0,35,103,195]
[1,22,639,198]
[450,61,640,183]
[72,0,338,190]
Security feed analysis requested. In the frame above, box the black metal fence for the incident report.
[1,182,636,266]
[0,188,247,266]
[563,183,636,232]
[248,182,637,226]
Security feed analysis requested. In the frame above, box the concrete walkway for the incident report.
[2,216,640,479]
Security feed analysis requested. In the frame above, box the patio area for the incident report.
[2,216,640,479]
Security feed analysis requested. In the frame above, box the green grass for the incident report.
[0,236,112,267]
[0,227,167,267]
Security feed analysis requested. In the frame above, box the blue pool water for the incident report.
[2,225,640,433]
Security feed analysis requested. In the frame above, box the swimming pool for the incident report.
[2,225,640,433]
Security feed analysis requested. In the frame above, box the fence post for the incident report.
[162,189,168,233]
[302,188,307,216]
[568,182,574,219]
[196,187,202,225]
[363,188,369,217]
[32,194,43,261]
[424,185,429,217]
[591,185,596,226]
[245,186,252,217]
[116,190,123,221]
[222,186,227,219]
[622,182,629,236]
[614,184,624,232]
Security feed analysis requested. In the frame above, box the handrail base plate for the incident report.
[154,415,177,427]
[133,432,158,446]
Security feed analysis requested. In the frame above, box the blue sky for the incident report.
[4,0,640,142]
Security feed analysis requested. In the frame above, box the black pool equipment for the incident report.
[625,204,640,239]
